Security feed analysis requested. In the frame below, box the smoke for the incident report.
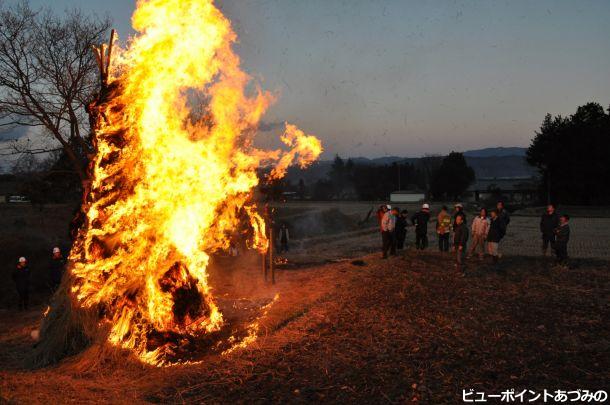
[258,120,284,132]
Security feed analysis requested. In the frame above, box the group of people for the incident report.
[377,201,571,275]
[11,247,66,310]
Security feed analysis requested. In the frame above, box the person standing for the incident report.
[377,205,389,251]
[12,257,30,310]
[453,215,469,275]
[411,204,431,250]
[436,205,452,252]
[496,201,510,232]
[496,201,510,257]
[452,203,467,226]
[377,205,389,229]
[49,247,66,293]
[540,204,560,256]
[554,214,571,266]
[486,210,504,264]
[278,224,290,254]
[468,208,489,259]
[395,209,408,250]
[381,207,397,258]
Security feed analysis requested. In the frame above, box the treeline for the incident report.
[264,152,475,201]
[527,102,610,205]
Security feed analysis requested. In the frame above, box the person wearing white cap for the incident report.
[49,247,66,292]
[11,257,30,310]
[411,204,431,250]
[381,207,398,258]
[452,203,467,227]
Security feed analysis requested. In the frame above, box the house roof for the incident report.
[391,190,425,194]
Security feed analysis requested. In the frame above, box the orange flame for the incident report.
[69,0,321,365]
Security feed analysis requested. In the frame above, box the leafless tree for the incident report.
[0,1,111,180]
[417,154,443,194]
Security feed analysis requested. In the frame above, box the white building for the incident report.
[390,190,425,203]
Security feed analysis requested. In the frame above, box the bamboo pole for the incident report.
[262,251,267,281]
[269,227,275,284]
[105,29,116,84]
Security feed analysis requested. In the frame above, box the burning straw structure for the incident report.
[31,0,321,367]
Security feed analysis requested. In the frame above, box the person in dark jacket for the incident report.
[49,247,66,293]
[486,210,505,263]
[453,215,469,275]
[278,224,290,253]
[496,201,510,233]
[554,214,570,266]
[540,204,560,256]
[411,204,430,250]
[12,257,30,310]
[394,209,408,250]
[495,201,510,257]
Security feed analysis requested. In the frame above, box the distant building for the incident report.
[390,190,425,203]
[280,191,299,201]
[0,174,19,204]
[466,177,538,203]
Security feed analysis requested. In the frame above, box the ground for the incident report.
[0,202,608,403]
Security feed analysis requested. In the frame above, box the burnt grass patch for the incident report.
[1,250,608,403]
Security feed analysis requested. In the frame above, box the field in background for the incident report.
[272,201,610,263]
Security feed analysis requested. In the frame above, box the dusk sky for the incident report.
[26,0,610,158]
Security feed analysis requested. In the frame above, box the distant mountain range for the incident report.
[463,147,527,158]
[286,147,535,184]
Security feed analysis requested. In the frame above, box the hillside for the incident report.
[286,148,536,184]
[463,147,527,158]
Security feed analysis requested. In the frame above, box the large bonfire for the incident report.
[34,0,321,366]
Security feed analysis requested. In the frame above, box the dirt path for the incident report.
[1,250,608,404]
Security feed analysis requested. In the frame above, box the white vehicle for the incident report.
[8,195,30,203]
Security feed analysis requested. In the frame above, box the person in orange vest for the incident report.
[436,205,452,252]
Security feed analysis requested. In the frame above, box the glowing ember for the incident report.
[68,0,321,365]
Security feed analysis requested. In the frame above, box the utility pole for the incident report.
[546,170,552,205]
[397,163,401,190]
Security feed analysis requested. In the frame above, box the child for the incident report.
[554,214,570,266]
[453,215,469,275]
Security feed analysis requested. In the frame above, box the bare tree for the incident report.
[0,1,110,180]
[417,154,443,195]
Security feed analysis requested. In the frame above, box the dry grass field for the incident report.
[0,201,608,403]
